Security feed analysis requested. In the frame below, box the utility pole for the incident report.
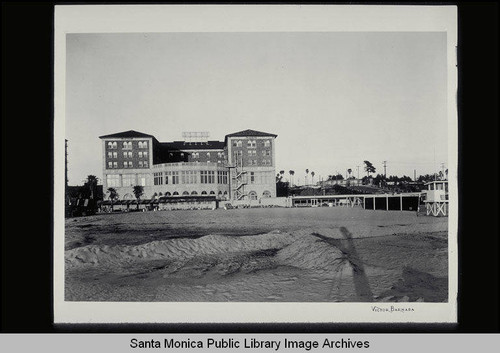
[382,160,387,178]
[414,169,416,182]
[65,139,68,188]
[356,165,360,179]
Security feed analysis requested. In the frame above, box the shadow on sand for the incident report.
[312,227,373,302]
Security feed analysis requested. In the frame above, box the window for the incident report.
[123,152,128,158]
[138,152,143,158]
[216,171,228,184]
[143,161,148,168]
[191,191,198,195]
[165,171,170,184]
[181,153,184,157]
[128,151,133,158]
[232,140,242,147]
[138,161,143,168]
[248,150,256,156]
[143,151,148,158]
[154,172,163,185]
[206,152,210,158]
[128,161,133,168]
[113,162,118,168]
[173,191,179,196]
[192,152,199,159]
[108,162,113,168]
[137,174,147,186]
[181,171,197,184]
[122,174,136,186]
[262,150,271,156]
[250,172,255,184]
[107,141,117,149]
[108,152,113,158]
[200,171,215,184]
[217,152,223,158]
[201,191,207,195]
[124,161,128,168]
[165,192,171,196]
[248,191,258,200]
[138,141,148,149]
[182,191,189,196]
[172,171,179,184]
[247,140,256,148]
[123,141,132,150]
[263,190,272,198]
[209,191,215,195]
[264,140,271,147]
[113,152,117,158]
[106,174,121,187]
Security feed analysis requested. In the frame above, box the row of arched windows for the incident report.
[248,191,272,200]
[160,190,227,196]
[107,141,148,149]
[231,140,271,148]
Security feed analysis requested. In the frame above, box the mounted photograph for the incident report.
[54,5,458,323]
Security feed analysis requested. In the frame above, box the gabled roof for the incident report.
[225,129,277,138]
[160,141,225,151]
[99,130,156,139]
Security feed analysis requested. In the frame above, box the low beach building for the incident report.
[99,129,277,204]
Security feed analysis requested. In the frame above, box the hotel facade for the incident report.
[100,129,277,202]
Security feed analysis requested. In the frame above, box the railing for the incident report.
[152,161,226,169]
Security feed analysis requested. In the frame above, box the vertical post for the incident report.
[400,194,403,211]
[386,195,389,211]
[373,196,376,210]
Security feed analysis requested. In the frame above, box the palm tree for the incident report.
[311,171,315,185]
[107,187,118,211]
[305,169,309,185]
[347,168,352,179]
[85,175,99,199]
[132,185,144,210]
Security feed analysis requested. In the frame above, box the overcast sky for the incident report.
[66,32,448,185]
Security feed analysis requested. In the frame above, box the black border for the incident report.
[1,1,498,333]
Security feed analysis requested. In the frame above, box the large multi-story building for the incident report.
[99,129,277,202]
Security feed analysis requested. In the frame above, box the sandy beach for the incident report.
[65,207,448,302]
